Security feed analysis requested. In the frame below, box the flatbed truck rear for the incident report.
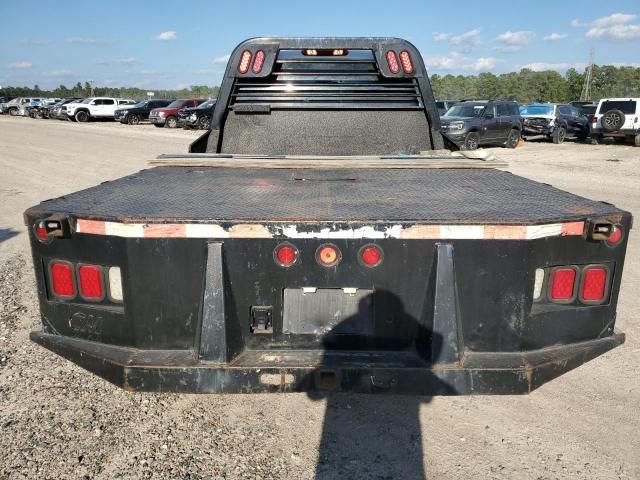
[25,38,631,395]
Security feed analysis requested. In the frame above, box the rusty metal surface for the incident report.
[35,166,623,224]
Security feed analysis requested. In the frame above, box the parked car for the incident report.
[48,98,84,120]
[26,98,61,119]
[3,97,43,116]
[114,99,173,125]
[64,97,136,122]
[590,98,640,146]
[570,101,598,117]
[520,103,589,144]
[149,99,206,128]
[439,99,521,150]
[436,100,457,116]
[177,99,216,129]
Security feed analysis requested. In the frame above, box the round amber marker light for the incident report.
[317,245,340,266]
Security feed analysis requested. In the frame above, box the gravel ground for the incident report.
[0,116,639,479]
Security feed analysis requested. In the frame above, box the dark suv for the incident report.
[440,100,521,150]
[521,103,589,143]
[177,99,216,129]
[114,99,173,125]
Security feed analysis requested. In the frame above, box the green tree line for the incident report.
[1,82,219,100]
[3,64,639,103]
[430,64,640,103]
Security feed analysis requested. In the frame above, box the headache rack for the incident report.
[230,49,424,110]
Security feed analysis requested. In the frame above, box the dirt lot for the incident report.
[1,115,639,480]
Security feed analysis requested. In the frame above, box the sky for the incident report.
[1,0,639,90]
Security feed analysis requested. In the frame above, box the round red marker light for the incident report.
[607,225,624,246]
[359,244,383,267]
[316,244,341,267]
[34,221,49,242]
[274,243,298,267]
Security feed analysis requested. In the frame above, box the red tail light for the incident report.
[607,224,624,247]
[581,267,608,302]
[316,244,341,267]
[590,115,596,123]
[50,261,75,298]
[274,243,298,267]
[549,267,577,301]
[252,50,265,73]
[399,50,414,74]
[34,221,49,242]
[359,245,383,267]
[238,50,252,74]
[78,265,104,300]
[386,51,400,74]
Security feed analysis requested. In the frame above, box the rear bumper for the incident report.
[30,330,624,395]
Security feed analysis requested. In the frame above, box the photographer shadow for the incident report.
[305,290,457,480]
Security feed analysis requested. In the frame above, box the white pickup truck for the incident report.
[64,97,136,122]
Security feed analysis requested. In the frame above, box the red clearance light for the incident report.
[238,50,252,74]
[386,50,400,74]
[78,265,104,300]
[252,50,265,73]
[399,50,414,74]
[50,261,75,298]
[274,243,298,267]
[34,221,49,242]
[549,267,577,301]
[359,245,383,267]
[607,224,624,246]
[316,244,341,267]
[581,267,608,302]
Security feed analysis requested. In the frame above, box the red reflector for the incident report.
[252,50,265,73]
[50,262,75,298]
[360,245,383,267]
[399,50,414,74]
[549,268,576,301]
[386,50,400,74]
[78,265,104,300]
[607,225,624,246]
[581,268,607,302]
[35,222,49,242]
[316,244,341,267]
[238,50,252,74]
[274,244,298,267]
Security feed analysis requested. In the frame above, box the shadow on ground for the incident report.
[303,290,456,479]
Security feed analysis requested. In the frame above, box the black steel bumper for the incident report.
[30,330,624,395]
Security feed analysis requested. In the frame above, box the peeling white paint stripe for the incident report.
[440,225,485,239]
[73,219,585,240]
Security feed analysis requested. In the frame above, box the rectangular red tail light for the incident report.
[581,267,608,302]
[78,264,104,301]
[50,261,75,298]
[549,267,577,301]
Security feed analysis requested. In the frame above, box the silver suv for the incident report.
[591,98,640,146]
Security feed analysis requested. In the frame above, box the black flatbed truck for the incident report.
[26,38,631,395]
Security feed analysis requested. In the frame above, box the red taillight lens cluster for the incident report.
[237,49,267,75]
[78,265,104,300]
[273,243,383,268]
[549,267,577,301]
[50,262,75,298]
[398,50,414,74]
[581,268,607,301]
[386,51,400,73]
[48,260,121,303]
[544,265,610,304]
[386,50,413,74]
[252,50,265,73]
